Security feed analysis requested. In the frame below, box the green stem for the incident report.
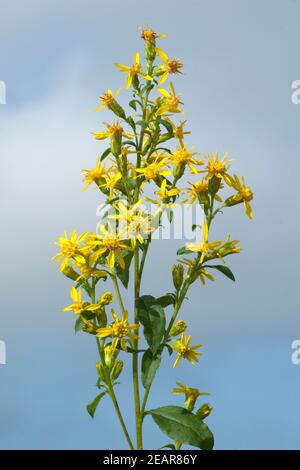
[133,246,142,449]
[111,273,126,313]
[96,338,134,450]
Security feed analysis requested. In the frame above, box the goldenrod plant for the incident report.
[53,27,253,450]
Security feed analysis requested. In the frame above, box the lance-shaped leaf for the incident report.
[141,349,162,389]
[147,406,214,450]
[115,251,134,288]
[204,264,235,282]
[86,392,106,418]
[137,295,166,354]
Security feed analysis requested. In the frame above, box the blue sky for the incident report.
[1,0,300,449]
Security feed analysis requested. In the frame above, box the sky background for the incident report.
[1,0,300,450]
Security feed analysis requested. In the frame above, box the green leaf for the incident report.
[115,251,134,288]
[177,246,193,255]
[86,392,106,418]
[100,148,111,161]
[137,295,166,354]
[74,316,84,333]
[122,140,137,148]
[159,443,176,450]
[129,100,137,111]
[204,264,235,282]
[156,294,176,308]
[141,349,161,389]
[164,343,173,356]
[159,119,174,135]
[147,406,214,450]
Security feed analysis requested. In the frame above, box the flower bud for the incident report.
[96,361,106,381]
[104,344,118,369]
[111,360,124,380]
[173,163,185,180]
[100,292,113,306]
[196,403,213,420]
[170,320,187,337]
[62,266,79,281]
[208,176,221,195]
[110,101,126,119]
[172,264,184,291]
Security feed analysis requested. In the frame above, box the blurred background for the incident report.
[1,0,300,449]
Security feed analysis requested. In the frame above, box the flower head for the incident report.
[115,52,153,89]
[186,221,222,263]
[155,48,183,84]
[172,333,202,368]
[172,381,209,411]
[202,152,233,185]
[135,154,171,181]
[94,88,121,112]
[170,145,203,175]
[64,287,100,315]
[227,174,253,219]
[82,160,107,191]
[156,82,183,115]
[140,28,167,43]
[96,309,139,351]
[90,223,130,269]
[52,230,88,271]
[111,199,153,247]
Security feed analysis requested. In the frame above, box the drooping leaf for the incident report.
[147,406,214,450]
[100,148,111,161]
[115,251,134,288]
[74,316,85,333]
[137,295,166,354]
[129,100,137,111]
[177,246,193,255]
[159,119,174,135]
[86,392,106,418]
[141,349,162,389]
[204,264,235,282]
[156,294,176,308]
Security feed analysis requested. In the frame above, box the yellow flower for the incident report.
[111,199,153,247]
[186,221,222,263]
[202,152,233,184]
[92,120,131,141]
[64,287,100,315]
[52,230,88,271]
[156,82,183,115]
[227,174,253,219]
[155,48,183,84]
[96,309,139,351]
[74,259,107,281]
[167,119,190,145]
[115,52,153,89]
[94,88,121,112]
[82,160,107,191]
[182,180,209,206]
[172,382,209,410]
[140,28,167,42]
[135,154,171,181]
[99,167,122,193]
[147,179,180,207]
[90,224,129,269]
[172,333,202,368]
[170,145,203,174]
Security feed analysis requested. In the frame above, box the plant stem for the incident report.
[133,246,142,449]
[111,273,126,313]
[96,338,134,450]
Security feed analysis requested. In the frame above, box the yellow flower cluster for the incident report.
[52,27,253,449]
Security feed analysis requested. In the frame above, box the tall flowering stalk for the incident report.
[53,27,253,450]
